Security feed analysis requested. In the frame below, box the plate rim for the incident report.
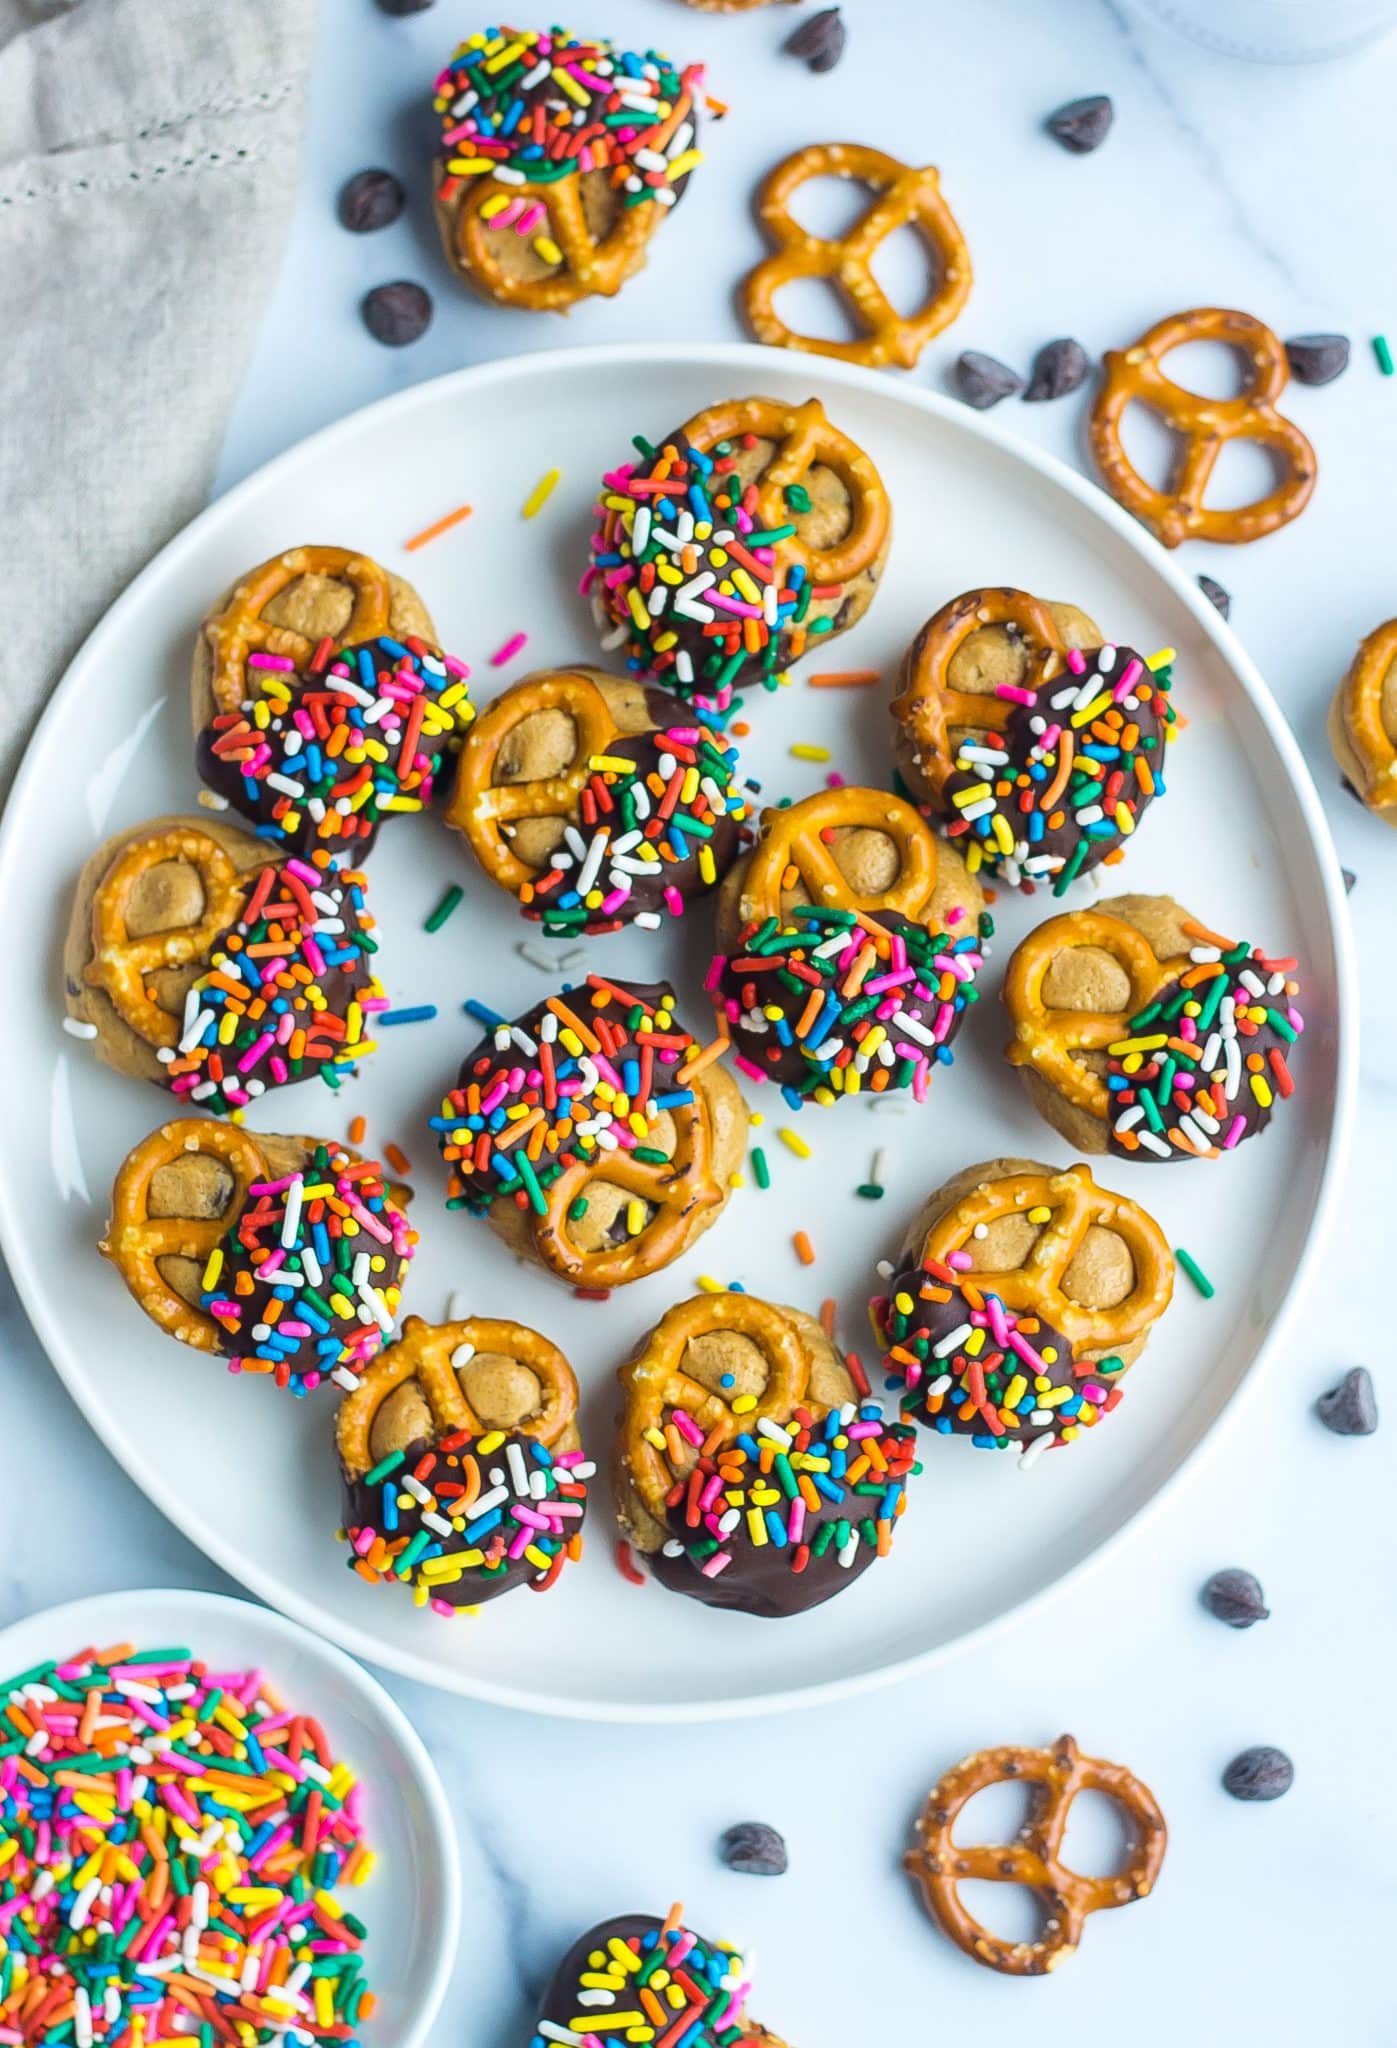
[0,339,1359,1722]
[0,1585,461,2046]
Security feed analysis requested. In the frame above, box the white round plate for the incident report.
[0,1588,458,2044]
[0,343,1354,1721]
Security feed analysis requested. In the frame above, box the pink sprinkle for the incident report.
[491,632,528,667]
[1223,1113,1248,1149]
[734,1054,767,1083]
[1113,656,1143,700]
[700,1552,731,1579]
[995,683,1037,705]
[1081,1382,1107,1403]
[671,1409,706,1447]
[1066,648,1087,674]
[948,1248,974,1271]
[703,953,724,993]
[249,652,296,672]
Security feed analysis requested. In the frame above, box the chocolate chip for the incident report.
[953,350,1023,410]
[719,1821,788,1876]
[1222,1746,1294,1801]
[338,169,406,234]
[1023,338,1090,402]
[785,6,846,72]
[362,280,433,347]
[1342,867,1358,894]
[1046,94,1114,154]
[1197,574,1231,620]
[1201,1568,1269,1628]
[376,0,434,12]
[1284,333,1351,386]
[1316,1365,1378,1436]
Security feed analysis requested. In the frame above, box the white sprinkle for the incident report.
[62,1016,99,1040]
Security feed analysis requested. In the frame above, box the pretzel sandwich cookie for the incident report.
[63,814,385,1113]
[337,1314,592,1611]
[1090,307,1317,547]
[446,666,745,936]
[431,976,745,1289]
[906,1735,1167,1975]
[101,1119,416,1395]
[1330,617,1397,822]
[615,1292,919,1617]
[892,588,1176,891]
[1003,896,1305,1160]
[530,1909,786,2048]
[431,27,705,313]
[876,1157,1173,1464]
[742,143,972,369]
[587,395,891,719]
[711,785,990,1108]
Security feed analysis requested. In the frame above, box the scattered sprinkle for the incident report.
[778,1127,811,1159]
[384,1142,412,1177]
[789,741,831,762]
[793,1230,815,1266]
[490,632,528,668]
[404,502,474,552]
[1175,1247,1215,1299]
[377,1004,437,1027]
[808,668,881,688]
[1374,334,1394,376]
[751,1145,770,1189]
[425,882,464,932]
[522,469,562,519]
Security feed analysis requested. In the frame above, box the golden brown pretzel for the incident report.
[1003,905,1188,1126]
[100,1118,273,1350]
[619,1293,811,1527]
[680,395,891,590]
[910,1160,1174,1360]
[1330,618,1397,820]
[445,667,637,890]
[893,588,1093,804]
[1090,308,1317,547]
[906,1734,1167,1976]
[730,786,952,929]
[336,1314,578,1481]
[531,1093,725,1291]
[82,825,253,1050]
[439,170,666,313]
[199,547,397,716]
[742,143,972,369]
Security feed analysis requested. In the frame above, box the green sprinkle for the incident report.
[1176,1247,1215,1299]
[425,883,464,932]
[783,484,812,513]
[751,1146,770,1189]
[1375,334,1394,376]
[856,1183,885,1200]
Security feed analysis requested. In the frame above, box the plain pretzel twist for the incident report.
[1333,618,1397,813]
[915,1163,1173,1356]
[200,547,395,715]
[100,1120,272,1351]
[742,143,972,369]
[1090,308,1316,547]
[620,1294,811,1525]
[84,827,252,1049]
[336,1314,577,1481]
[906,1733,1167,1976]
[1003,909,1188,1122]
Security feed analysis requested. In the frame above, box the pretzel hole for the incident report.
[370,1379,435,1464]
[260,571,358,644]
[956,1880,1048,1949]
[148,1154,236,1221]
[950,1778,1035,1845]
[1042,947,1133,1013]
[126,860,207,937]
[825,827,901,899]
[784,174,883,241]
[728,428,858,554]
[682,1330,771,1401]
[459,1352,544,1430]
[1154,338,1252,400]
[1120,400,1284,512]
[766,277,867,348]
[497,708,580,866]
[1059,1788,1138,1883]
[868,224,942,321]
[964,1213,1137,1309]
[572,1182,658,1252]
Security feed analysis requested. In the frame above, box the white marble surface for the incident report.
[5,1,1397,2039]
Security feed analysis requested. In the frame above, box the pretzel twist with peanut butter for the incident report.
[915,1164,1173,1356]
[83,827,252,1049]
[442,170,666,313]
[1003,909,1188,1123]
[446,668,621,891]
[336,1314,577,1481]
[620,1294,811,1525]
[906,1734,1167,1976]
[534,1100,724,1290]
[742,144,972,369]
[1332,618,1397,815]
[893,588,1076,803]
[100,1120,272,1350]
[680,395,891,588]
[737,786,943,926]
[1090,308,1316,547]
[200,547,395,715]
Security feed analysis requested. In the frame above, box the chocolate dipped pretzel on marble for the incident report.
[337,1314,591,1610]
[63,816,383,1114]
[530,1908,786,2048]
[431,28,704,313]
[589,395,891,717]
[446,667,745,936]
[711,787,989,1109]
[892,589,1175,891]
[101,1119,416,1395]
[615,1291,919,1618]
[1003,896,1305,1161]
[1330,617,1397,823]
[431,977,745,1289]
[192,546,436,725]
[906,1735,1167,1976]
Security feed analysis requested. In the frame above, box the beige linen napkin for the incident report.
[0,0,318,799]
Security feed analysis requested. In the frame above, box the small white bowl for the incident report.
[0,1587,459,2048]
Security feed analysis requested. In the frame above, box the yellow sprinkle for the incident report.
[445,157,497,176]
[731,1393,759,1415]
[696,1274,725,1294]
[746,1507,769,1547]
[1250,1074,1274,1108]
[1108,1033,1168,1056]
[550,60,589,102]
[778,1127,811,1158]
[625,1197,646,1237]
[522,468,562,520]
[950,780,992,808]
[990,811,1015,855]
[1026,1205,1052,1223]
[1002,1374,1028,1408]
[789,742,831,762]
[698,843,716,884]
[1146,647,1175,670]
[1114,802,1135,836]
[201,1247,223,1292]
[1069,691,1113,727]
[590,753,634,773]
[533,234,563,266]
[667,148,704,180]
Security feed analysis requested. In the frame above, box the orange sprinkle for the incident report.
[807,668,881,688]
[348,1115,366,1145]
[384,1142,412,1176]
[403,502,473,552]
[793,1230,815,1266]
